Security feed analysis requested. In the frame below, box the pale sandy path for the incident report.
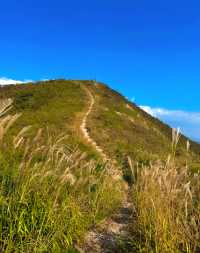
[80,85,109,161]
[80,193,133,253]
[77,84,133,253]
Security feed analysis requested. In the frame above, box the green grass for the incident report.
[0,80,125,252]
[0,122,124,252]
[131,157,200,253]
[7,80,84,134]
[87,82,200,168]
[1,80,101,159]
[1,79,200,166]
[0,79,200,252]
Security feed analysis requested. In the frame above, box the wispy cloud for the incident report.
[140,105,200,142]
[0,77,32,85]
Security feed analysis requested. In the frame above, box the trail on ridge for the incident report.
[78,84,133,253]
[80,85,108,161]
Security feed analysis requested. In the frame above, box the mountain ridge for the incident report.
[1,79,200,252]
[0,79,200,168]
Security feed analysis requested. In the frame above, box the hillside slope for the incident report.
[1,79,200,252]
[87,82,200,166]
[1,79,200,167]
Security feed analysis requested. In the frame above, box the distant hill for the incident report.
[1,79,200,167]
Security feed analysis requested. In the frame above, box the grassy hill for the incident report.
[1,79,200,167]
[0,80,92,153]
[88,82,200,164]
[0,79,200,252]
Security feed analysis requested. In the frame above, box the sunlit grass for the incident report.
[131,130,200,253]
[1,84,200,253]
[0,103,124,252]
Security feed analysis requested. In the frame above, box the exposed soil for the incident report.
[78,84,133,253]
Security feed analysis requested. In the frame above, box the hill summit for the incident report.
[1,79,200,252]
[1,79,200,167]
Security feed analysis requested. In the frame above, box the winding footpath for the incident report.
[77,84,133,253]
[80,85,109,161]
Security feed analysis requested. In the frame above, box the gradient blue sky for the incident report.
[1,0,200,141]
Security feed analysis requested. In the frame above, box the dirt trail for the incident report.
[78,84,133,253]
[81,193,133,253]
[80,85,108,161]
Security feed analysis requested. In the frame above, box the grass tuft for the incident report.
[0,108,123,252]
[131,131,200,253]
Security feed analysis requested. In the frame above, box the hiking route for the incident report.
[80,85,109,161]
[77,83,133,253]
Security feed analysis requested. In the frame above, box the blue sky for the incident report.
[0,0,200,141]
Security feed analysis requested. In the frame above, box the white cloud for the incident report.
[140,106,200,124]
[140,105,200,142]
[0,77,32,85]
[140,106,157,117]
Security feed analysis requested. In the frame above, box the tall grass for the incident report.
[0,102,124,252]
[131,129,200,253]
[0,98,13,117]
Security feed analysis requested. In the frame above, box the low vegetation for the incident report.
[0,104,124,252]
[0,80,200,252]
[88,83,200,166]
[0,80,97,158]
[131,130,200,253]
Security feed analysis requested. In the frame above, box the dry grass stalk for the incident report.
[132,131,200,253]
[0,98,13,117]
[0,98,21,142]
[0,116,124,252]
